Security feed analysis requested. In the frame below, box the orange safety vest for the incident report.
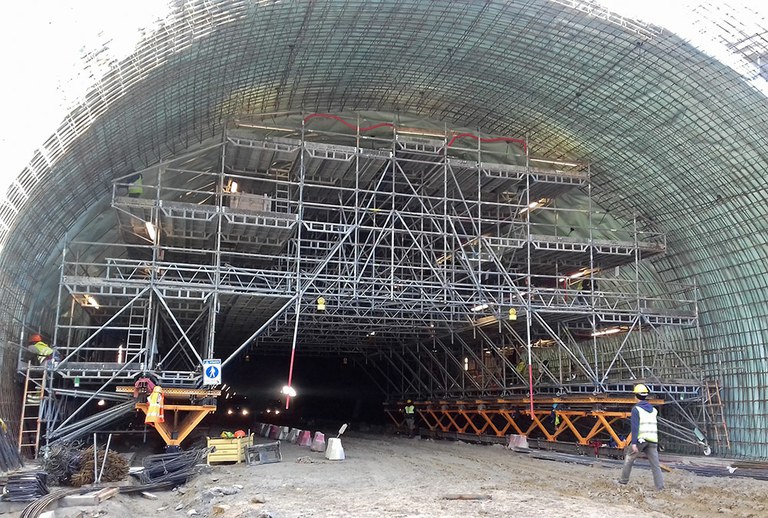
[145,388,165,424]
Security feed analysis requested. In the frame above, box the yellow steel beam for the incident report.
[117,386,221,398]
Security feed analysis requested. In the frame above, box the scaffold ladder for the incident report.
[18,364,47,456]
[704,380,730,451]
[125,299,148,361]
[273,184,290,213]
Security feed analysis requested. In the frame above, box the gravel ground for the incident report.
[34,433,768,518]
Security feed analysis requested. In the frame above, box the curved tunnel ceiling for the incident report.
[2,0,768,455]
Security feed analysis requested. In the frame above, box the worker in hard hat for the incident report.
[618,384,664,490]
[27,334,55,366]
[144,386,165,426]
[404,400,416,437]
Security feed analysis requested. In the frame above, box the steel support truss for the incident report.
[25,113,712,452]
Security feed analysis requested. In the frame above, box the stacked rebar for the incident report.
[138,447,209,485]
[3,472,49,502]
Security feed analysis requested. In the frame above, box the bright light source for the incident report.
[520,201,540,214]
[227,409,233,415]
[471,303,489,312]
[145,221,157,241]
[84,295,100,309]
[520,198,549,214]
[281,385,297,398]
[266,409,272,413]
[241,408,249,416]
[592,327,622,337]
[97,399,106,407]
[275,409,281,415]
[463,357,469,371]
[230,180,238,193]
[368,331,376,336]
[559,270,591,282]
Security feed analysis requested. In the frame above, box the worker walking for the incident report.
[618,384,665,490]
[144,386,165,426]
[27,334,55,365]
[404,400,416,437]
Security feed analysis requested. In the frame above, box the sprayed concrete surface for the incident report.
[43,434,768,517]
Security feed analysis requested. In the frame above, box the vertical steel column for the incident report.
[286,116,308,406]
[634,215,643,374]
[206,140,226,361]
[524,134,534,414]
[353,114,360,299]
[588,166,598,389]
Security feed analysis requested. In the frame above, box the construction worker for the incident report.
[27,334,55,365]
[404,400,416,437]
[618,384,665,490]
[144,386,165,426]
[128,173,143,198]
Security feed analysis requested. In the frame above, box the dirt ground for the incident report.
[37,434,768,517]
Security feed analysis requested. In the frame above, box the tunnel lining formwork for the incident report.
[17,113,721,456]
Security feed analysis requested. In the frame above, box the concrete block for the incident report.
[297,430,312,447]
[310,431,326,452]
[507,434,529,449]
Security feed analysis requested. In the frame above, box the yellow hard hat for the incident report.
[633,383,649,395]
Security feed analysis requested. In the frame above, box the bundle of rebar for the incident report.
[138,447,210,485]
[40,442,129,487]
[39,443,82,486]
[70,445,129,487]
[3,472,49,502]
[0,418,23,472]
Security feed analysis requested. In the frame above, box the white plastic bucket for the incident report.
[325,437,345,460]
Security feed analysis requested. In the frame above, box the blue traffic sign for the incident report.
[203,359,222,386]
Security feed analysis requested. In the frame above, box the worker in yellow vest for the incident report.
[128,173,143,198]
[145,386,165,425]
[618,384,664,490]
[404,400,416,437]
[27,334,55,365]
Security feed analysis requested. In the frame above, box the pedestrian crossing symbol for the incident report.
[203,359,222,386]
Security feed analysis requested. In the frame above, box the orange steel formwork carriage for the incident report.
[385,396,664,450]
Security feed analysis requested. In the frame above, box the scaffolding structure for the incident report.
[19,113,721,455]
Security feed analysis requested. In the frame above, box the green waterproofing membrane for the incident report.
[0,0,767,456]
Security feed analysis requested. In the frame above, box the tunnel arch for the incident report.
[2,0,768,457]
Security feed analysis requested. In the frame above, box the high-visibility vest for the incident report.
[145,389,165,424]
[404,404,415,415]
[32,341,54,363]
[128,176,143,196]
[637,406,658,443]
